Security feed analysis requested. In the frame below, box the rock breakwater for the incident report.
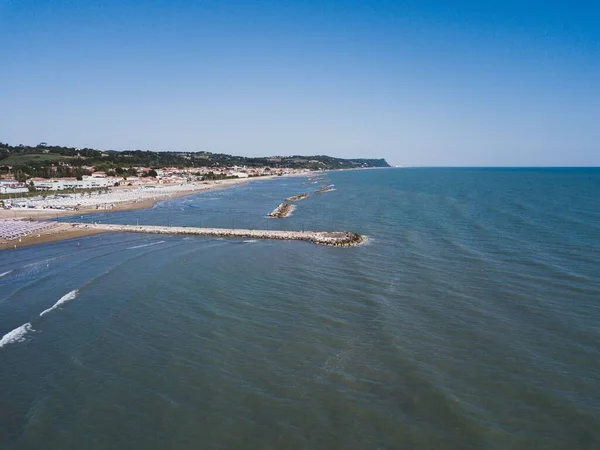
[285,193,309,202]
[267,203,295,218]
[71,223,364,247]
[315,185,335,194]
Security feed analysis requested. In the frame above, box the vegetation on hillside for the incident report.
[0,141,390,179]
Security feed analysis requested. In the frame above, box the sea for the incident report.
[1,168,599,449]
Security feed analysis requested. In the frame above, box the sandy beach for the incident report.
[0,223,106,250]
[0,175,283,249]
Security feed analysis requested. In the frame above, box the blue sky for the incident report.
[1,0,598,166]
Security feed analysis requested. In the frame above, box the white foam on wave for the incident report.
[0,270,13,278]
[126,241,165,250]
[39,289,79,317]
[0,323,34,348]
[356,235,372,246]
[243,239,258,243]
[21,258,55,276]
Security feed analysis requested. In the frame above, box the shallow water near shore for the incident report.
[1,168,599,449]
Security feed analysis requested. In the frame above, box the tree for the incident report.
[76,174,83,181]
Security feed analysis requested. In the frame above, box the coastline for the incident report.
[0,223,106,250]
[0,178,255,220]
[0,174,296,250]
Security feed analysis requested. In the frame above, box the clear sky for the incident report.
[1,0,598,166]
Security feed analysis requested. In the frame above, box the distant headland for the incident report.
[0,141,390,183]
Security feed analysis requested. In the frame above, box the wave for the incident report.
[0,323,34,348]
[243,240,258,243]
[0,270,13,278]
[126,241,165,250]
[0,258,62,305]
[356,235,372,246]
[0,240,144,306]
[39,290,79,317]
[20,258,56,276]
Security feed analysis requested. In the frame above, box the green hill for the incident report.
[0,141,390,179]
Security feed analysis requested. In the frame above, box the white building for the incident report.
[32,176,114,191]
[0,183,28,194]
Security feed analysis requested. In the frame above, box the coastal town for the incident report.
[0,141,386,248]
[0,163,308,207]
[0,161,362,248]
[0,166,307,247]
[0,166,310,204]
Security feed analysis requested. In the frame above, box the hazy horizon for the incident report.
[1,1,599,166]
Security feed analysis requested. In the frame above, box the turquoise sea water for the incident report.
[1,168,599,449]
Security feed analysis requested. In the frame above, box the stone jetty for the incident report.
[267,203,295,218]
[71,223,364,247]
[315,185,335,194]
[285,193,309,202]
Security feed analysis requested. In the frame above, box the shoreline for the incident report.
[0,178,255,221]
[0,223,105,250]
[0,174,307,250]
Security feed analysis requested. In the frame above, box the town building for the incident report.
[0,182,28,194]
[31,176,115,191]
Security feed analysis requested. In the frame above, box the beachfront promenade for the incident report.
[74,223,364,247]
